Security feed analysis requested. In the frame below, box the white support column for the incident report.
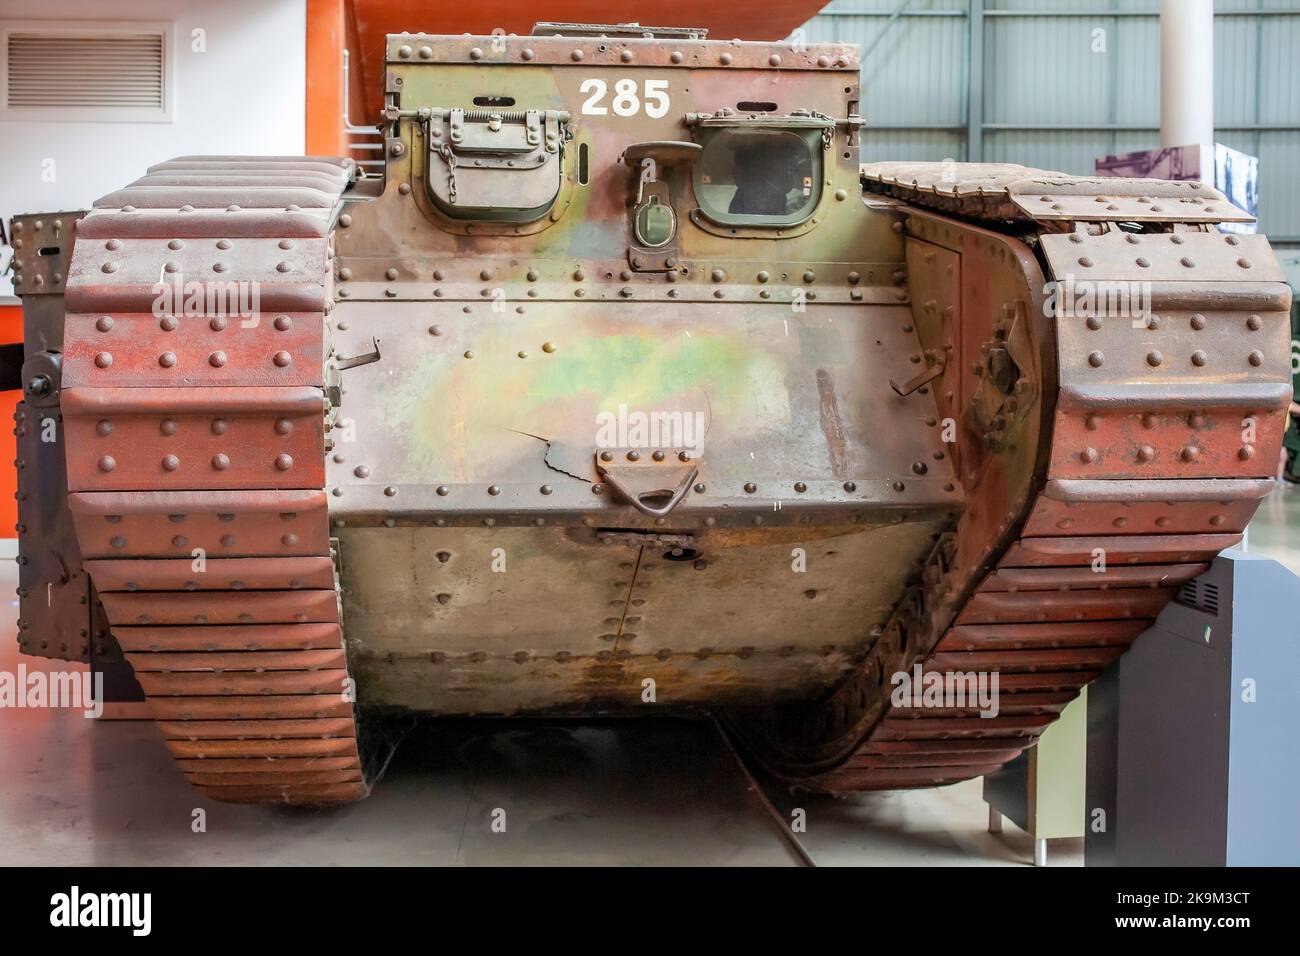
[1160,0,1215,148]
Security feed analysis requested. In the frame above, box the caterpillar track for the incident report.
[60,157,370,805]
[14,26,1293,810]
[730,163,1291,791]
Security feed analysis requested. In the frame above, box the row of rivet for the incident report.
[96,418,295,437]
[96,453,295,473]
[393,43,852,69]
[92,351,294,369]
[366,644,856,665]
[109,203,306,214]
[1055,512,1228,530]
[95,315,295,333]
[327,479,946,497]
[1085,348,1264,368]
[105,533,301,550]
[102,261,297,275]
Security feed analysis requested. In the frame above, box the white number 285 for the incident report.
[579,78,671,119]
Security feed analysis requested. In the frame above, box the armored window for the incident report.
[425,108,570,222]
[692,128,823,227]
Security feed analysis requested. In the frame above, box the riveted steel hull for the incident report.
[11,27,1292,806]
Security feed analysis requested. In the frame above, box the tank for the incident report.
[10,23,1292,805]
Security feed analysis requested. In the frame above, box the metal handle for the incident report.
[601,464,698,518]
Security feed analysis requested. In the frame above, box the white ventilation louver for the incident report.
[2,24,169,119]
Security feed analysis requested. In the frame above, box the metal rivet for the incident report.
[275,454,293,471]
[1248,350,1263,366]
[159,352,177,368]
[272,351,292,367]
[161,455,180,471]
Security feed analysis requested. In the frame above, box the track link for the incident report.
[741,163,1292,792]
[62,156,368,805]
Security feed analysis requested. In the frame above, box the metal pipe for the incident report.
[1160,0,1215,148]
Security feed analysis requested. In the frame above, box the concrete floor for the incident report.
[1242,480,1300,577]
[1,483,1294,866]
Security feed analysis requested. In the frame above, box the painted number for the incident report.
[579,78,670,119]
[1291,337,1300,374]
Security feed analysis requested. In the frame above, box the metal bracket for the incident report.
[890,354,946,397]
[595,448,699,518]
[335,336,382,371]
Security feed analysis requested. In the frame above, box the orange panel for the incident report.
[0,304,20,537]
[306,0,347,155]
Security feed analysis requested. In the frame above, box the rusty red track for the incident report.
[815,502,1259,791]
[63,157,368,805]
[57,157,1291,805]
[794,171,1291,792]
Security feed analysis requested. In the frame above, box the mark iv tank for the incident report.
[9,23,1292,805]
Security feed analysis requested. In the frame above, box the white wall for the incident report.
[0,0,307,298]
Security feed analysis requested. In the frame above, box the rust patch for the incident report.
[815,368,849,479]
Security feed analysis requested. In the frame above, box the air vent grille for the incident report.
[1175,578,1220,616]
[6,31,164,110]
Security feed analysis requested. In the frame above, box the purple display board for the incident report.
[1096,143,1259,235]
